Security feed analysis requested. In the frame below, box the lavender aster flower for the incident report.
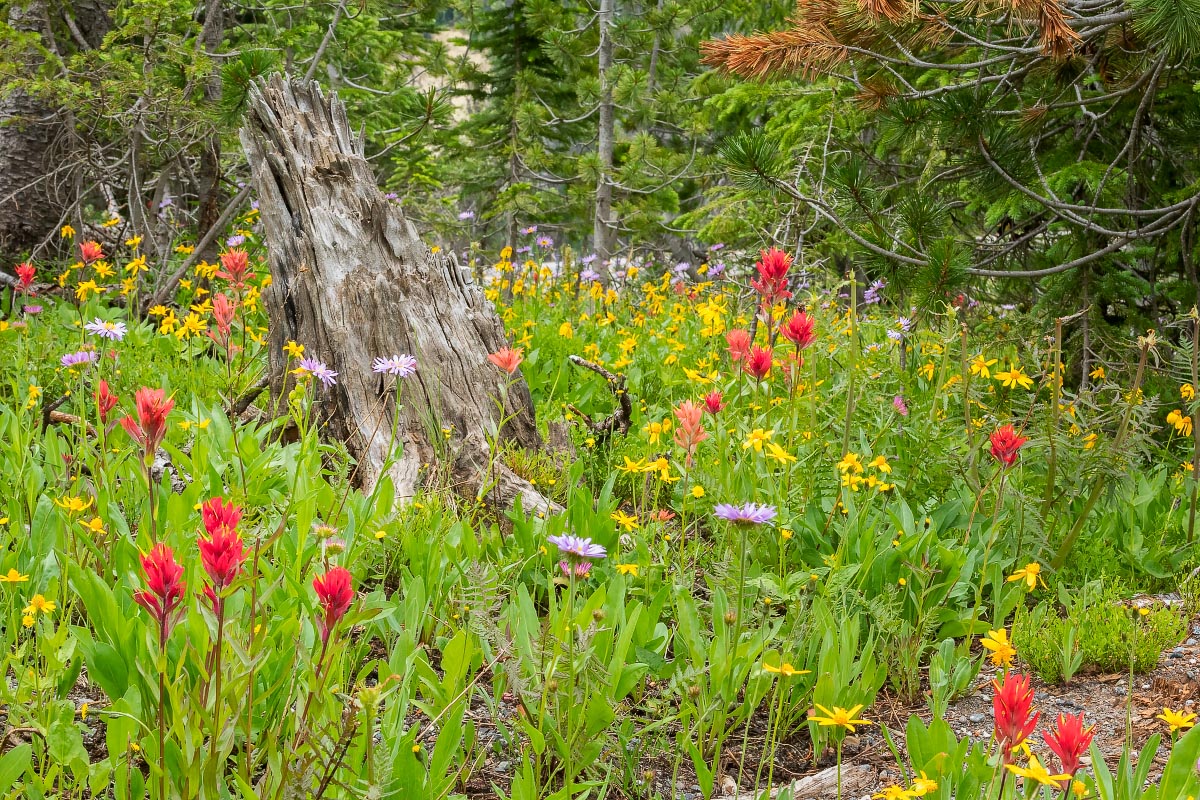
[384,192,398,201]
[536,236,554,248]
[516,246,531,255]
[372,354,417,377]
[85,318,127,341]
[23,305,42,315]
[886,330,903,342]
[61,350,99,369]
[897,316,912,332]
[521,225,538,235]
[713,503,777,526]
[581,253,597,264]
[863,279,886,305]
[226,234,246,247]
[547,534,607,561]
[709,243,725,251]
[457,210,476,221]
[295,356,338,388]
[708,261,726,278]
[580,268,601,283]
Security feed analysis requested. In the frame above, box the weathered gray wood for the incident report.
[730,764,876,799]
[240,75,554,513]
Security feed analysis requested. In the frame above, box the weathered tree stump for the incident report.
[240,75,555,513]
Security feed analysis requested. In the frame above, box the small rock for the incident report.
[1186,637,1196,646]
[1115,685,1127,696]
[1142,683,1152,690]
[496,761,510,773]
[969,713,986,723]
[1171,651,1184,659]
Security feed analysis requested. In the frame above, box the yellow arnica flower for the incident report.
[1006,755,1071,787]
[909,773,938,797]
[1168,409,1193,437]
[0,568,29,583]
[995,367,1034,390]
[1007,562,1043,591]
[610,510,638,531]
[55,496,93,515]
[873,787,913,800]
[1184,383,1196,401]
[837,452,863,474]
[981,628,1016,667]
[615,563,639,577]
[970,355,998,379]
[868,455,892,474]
[743,428,774,452]
[765,442,797,464]
[24,594,55,616]
[79,517,104,535]
[1158,708,1197,733]
[763,661,810,678]
[1089,365,1106,380]
[283,340,305,358]
[617,456,647,474]
[809,704,873,732]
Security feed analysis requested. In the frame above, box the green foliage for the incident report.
[1014,581,1188,682]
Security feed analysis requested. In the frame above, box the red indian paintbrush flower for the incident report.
[487,347,524,374]
[744,346,773,381]
[750,248,793,306]
[673,400,709,465]
[313,566,354,645]
[118,388,174,460]
[199,505,246,594]
[133,544,187,648]
[780,310,816,350]
[201,497,242,536]
[216,248,254,288]
[726,329,751,362]
[96,380,119,425]
[703,390,725,415]
[79,240,105,265]
[992,673,1040,762]
[211,293,236,339]
[15,262,34,291]
[990,424,1029,468]
[1043,712,1094,780]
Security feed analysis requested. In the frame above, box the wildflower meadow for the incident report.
[3,219,1200,800]
[3,0,1200,796]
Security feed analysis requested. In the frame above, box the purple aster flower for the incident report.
[384,192,398,201]
[886,330,903,342]
[457,210,475,221]
[894,395,909,416]
[372,354,417,377]
[536,236,554,248]
[897,316,912,332]
[516,246,531,255]
[295,356,338,388]
[713,503,777,526]
[61,350,99,369]
[863,279,886,305]
[521,225,538,235]
[23,305,42,315]
[708,261,726,278]
[580,268,600,283]
[581,253,597,264]
[85,318,127,341]
[250,200,260,211]
[547,534,606,561]
[159,196,174,209]
[709,243,725,251]
[674,261,691,274]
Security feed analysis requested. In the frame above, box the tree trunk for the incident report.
[240,76,556,514]
[0,0,67,256]
[194,0,226,265]
[592,0,616,280]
